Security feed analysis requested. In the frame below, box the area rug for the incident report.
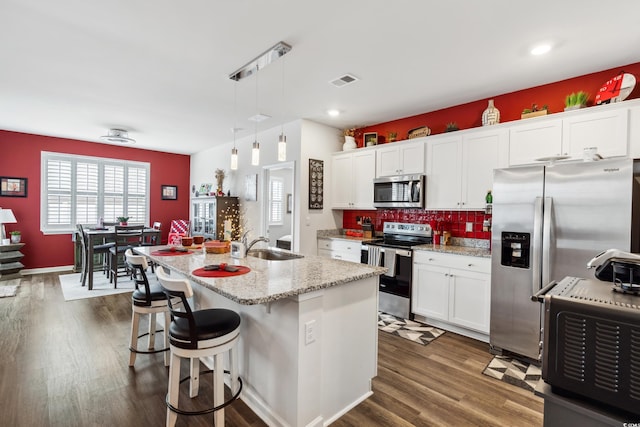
[482,355,542,392]
[0,278,20,298]
[59,271,155,301]
[378,312,445,346]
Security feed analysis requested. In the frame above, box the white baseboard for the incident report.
[22,265,74,275]
[322,391,372,426]
[412,314,489,343]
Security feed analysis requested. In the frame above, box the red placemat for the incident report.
[192,266,251,277]
[151,249,193,256]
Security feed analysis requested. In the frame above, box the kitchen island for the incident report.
[134,246,386,427]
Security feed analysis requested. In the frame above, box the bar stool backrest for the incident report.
[124,249,153,305]
[156,268,199,349]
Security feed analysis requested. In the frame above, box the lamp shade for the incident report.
[0,209,17,223]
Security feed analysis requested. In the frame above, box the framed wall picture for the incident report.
[309,159,323,209]
[363,132,378,147]
[0,177,27,197]
[161,185,178,200]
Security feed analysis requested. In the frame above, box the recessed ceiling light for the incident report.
[531,44,552,56]
[327,109,340,117]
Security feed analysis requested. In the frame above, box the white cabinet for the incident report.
[412,251,491,335]
[509,119,563,166]
[562,108,628,159]
[331,150,376,209]
[317,238,362,263]
[427,129,508,209]
[376,138,426,177]
[509,108,629,166]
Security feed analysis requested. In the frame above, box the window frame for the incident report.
[41,151,150,234]
[268,176,284,226]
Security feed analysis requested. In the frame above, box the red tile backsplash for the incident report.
[343,209,491,240]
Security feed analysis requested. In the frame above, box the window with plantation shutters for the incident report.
[41,152,150,234]
[269,177,284,225]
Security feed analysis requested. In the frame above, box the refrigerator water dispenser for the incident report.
[500,232,530,269]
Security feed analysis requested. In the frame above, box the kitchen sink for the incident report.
[247,248,304,261]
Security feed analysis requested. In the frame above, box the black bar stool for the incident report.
[125,249,173,367]
[156,268,242,427]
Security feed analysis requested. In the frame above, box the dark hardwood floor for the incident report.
[0,273,542,426]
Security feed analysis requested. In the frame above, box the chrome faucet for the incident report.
[246,236,269,252]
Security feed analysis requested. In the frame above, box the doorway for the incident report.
[262,162,295,250]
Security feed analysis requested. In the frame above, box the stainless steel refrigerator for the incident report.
[490,158,640,361]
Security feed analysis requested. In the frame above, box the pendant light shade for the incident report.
[230,82,239,170]
[230,147,238,170]
[278,133,287,161]
[251,141,260,166]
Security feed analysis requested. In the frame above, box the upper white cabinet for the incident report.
[509,119,563,166]
[509,107,630,166]
[562,108,628,159]
[331,149,376,209]
[427,129,508,209]
[376,138,426,177]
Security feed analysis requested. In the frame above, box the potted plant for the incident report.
[521,104,549,119]
[445,122,459,132]
[116,216,129,226]
[565,91,589,111]
[10,230,21,244]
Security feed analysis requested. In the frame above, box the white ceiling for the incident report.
[2,0,640,155]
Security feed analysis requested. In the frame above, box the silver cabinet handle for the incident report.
[468,263,473,267]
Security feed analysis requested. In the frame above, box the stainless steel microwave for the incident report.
[373,175,425,208]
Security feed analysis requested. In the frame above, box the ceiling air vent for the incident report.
[330,74,359,88]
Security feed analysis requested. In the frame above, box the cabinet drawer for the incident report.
[317,238,360,253]
[413,250,490,273]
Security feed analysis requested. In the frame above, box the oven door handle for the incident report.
[531,280,558,303]
[379,247,412,257]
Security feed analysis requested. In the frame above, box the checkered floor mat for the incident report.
[377,312,445,346]
[482,355,541,392]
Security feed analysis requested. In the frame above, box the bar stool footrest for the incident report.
[165,370,243,416]
[129,330,170,354]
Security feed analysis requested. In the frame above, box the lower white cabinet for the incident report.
[412,251,491,337]
[317,238,362,263]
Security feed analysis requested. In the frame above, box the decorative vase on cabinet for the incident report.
[482,99,500,126]
[343,136,357,151]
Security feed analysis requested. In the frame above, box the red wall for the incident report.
[0,130,190,269]
[356,62,640,146]
[344,62,640,239]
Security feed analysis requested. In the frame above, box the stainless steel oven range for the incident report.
[362,222,432,319]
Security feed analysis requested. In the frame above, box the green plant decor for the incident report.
[445,122,459,132]
[10,231,20,235]
[116,216,129,223]
[565,91,589,108]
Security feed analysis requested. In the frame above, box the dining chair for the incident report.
[143,221,162,273]
[109,224,145,288]
[76,224,114,286]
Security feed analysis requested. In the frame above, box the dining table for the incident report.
[82,226,161,290]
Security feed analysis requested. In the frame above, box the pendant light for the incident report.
[251,66,260,166]
[230,81,239,170]
[277,54,287,162]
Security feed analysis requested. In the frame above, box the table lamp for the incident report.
[0,208,17,243]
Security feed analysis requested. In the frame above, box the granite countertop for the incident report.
[412,244,492,258]
[134,246,386,305]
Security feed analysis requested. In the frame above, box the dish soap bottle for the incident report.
[485,190,493,214]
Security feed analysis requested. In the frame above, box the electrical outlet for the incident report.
[466,222,473,232]
[305,320,316,345]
